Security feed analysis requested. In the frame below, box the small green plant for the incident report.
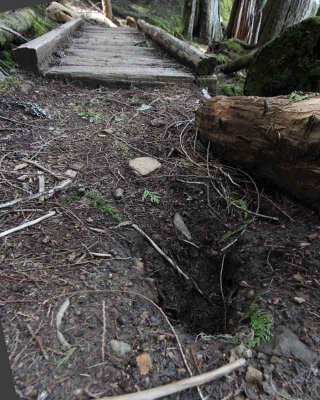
[219,221,252,243]
[142,189,161,204]
[0,75,21,93]
[216,54,231,65]
[86,192,122,222]
[31,18,47,36]
[248,298,273,348]
[77,110,102,123]
[114,114,128,124]
[288,91,310,102]
[54,347,76,367]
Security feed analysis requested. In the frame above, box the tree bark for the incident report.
[101,0,112,20]
[137,19,217,75]
[258,0,316,46]
[0,8,36,47]
[195,95,320,209]
[183,0,222,43]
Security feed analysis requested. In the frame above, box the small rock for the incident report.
[129,157,161,177]
[0,71,6,81]
[42,236,50,244]
[260,325,316,364]
[110,340,132,357]
[150,118,166,127]
[300,242,311,248]
[246,289,255,299]
[173,213,192,240]
[245,367,263,385]
[308,232,319,241]
[240,280,251,288]
[270,356,283,364]
[113,188,124,200]
[292,273,304,283]
[132,258,144,274]
[65,169,77,178]
[293,296,306,304]
[136,353,153,375]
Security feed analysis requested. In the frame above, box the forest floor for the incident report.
[0,72,320,400]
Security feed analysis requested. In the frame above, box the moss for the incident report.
[0,50,17,67]
[245,17,320,96]
[223,38,244,56]
[0,75,22,93]
[216,53,231,65]
[217,83,239,96]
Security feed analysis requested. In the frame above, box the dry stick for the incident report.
[38,171,45,203]
[130,224,205,298]
[0,179,72,209]
[23,159,66,180]
[220,254,227,331]
[0,210,56,238]
[56,298,71,348]
[98,359,246,400]
[26,323,49,361]
[101,300,106,363]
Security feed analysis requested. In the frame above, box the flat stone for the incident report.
[293,296,306,304]
[129,157,161,177]
[173,213,191,240]
[245,367,263,385]
[259,325,316,364]
[65,169,78,178]
[308,232,319,241]
[113,188,124,200]
[110,339,132,357]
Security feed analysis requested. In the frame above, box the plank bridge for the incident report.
[14,18,195,88]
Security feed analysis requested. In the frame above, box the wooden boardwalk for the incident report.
[44,23,195,87]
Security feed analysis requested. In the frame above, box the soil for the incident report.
[0,72,320,400]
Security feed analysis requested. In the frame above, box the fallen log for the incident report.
[219,50,256,74]
[195,95,320,209]
[137,19,217,76]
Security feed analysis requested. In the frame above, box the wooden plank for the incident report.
[59,57,175,68]
[14,18,83,72]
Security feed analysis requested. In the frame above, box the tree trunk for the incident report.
[219,50,256,73]
[137,19,217,75]
[195,95,320,209]
[183,0,221,43]
[224,0,264,45]
[199,0,222,43]
[258,0,316,46]
[0,8,36,47]
[101,0,112,20]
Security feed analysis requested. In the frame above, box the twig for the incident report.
[91,252,112,258]
[26,323,49,360]
[0,23,28,42]
[0,179,72,209]
[220,254,227,331]
[97,359,246,400]
[0,210,56,238]
[38,171,45,202]
[102,300,106,362]
[23,159,66,179]
[56,298,71,348]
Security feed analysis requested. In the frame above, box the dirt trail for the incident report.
[0,73,319,399]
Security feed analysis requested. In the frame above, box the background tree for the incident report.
[258,0,318,46]
[101,0,113,19]
[183,0,222,43]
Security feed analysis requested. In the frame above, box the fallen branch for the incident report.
[0,210,56,238]
[98,359,246,400]
[38,171,45,203]
[0,179,72,209]
[219,51,256,74]
[0,23,28,43]
[56,298,71,348]
[23,159,66,179]
[26,323,49,360]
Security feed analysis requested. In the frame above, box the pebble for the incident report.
[113,188,124,200]
[307,232,319,241]
[270,356,283,364]
[292,273,304,282]
[245,366,263,385]
[110,340,132,357]
[293,296,306,304]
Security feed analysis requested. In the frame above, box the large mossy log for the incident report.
[0,8,36,46]
[195,95,320,209]
[245,17,320,96]
[137,19,217,76]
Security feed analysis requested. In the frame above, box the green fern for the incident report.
[248,299,273,348]
[86,192,122,222]
[142,189,161,204]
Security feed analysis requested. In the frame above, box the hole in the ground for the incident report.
[148,245,241,335]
